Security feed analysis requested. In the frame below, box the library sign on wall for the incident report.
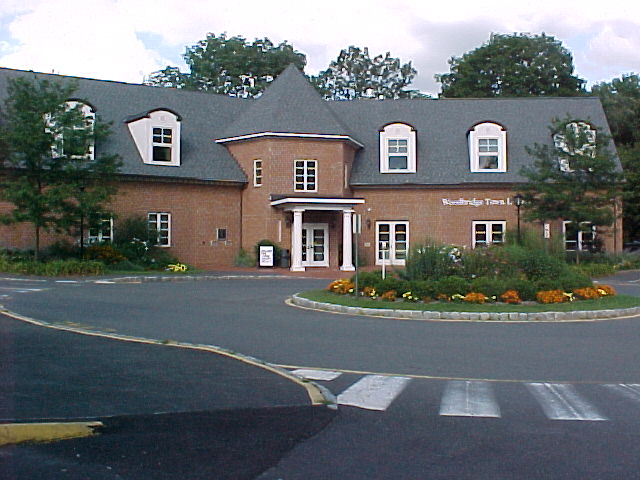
[441,197,514,207]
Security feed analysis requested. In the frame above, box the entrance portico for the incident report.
[270,197,365,272]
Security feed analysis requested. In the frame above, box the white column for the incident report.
[340,209,355,271]
[290,209,305,271]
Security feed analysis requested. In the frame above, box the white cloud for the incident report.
[1,0,639,93]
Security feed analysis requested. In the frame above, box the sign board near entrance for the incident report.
[259,246,274,267]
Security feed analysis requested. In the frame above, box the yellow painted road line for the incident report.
[0,309,334,409]
[0,421,102,446]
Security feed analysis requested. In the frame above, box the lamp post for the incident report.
[514,194,524,245]
[79,186,85,259]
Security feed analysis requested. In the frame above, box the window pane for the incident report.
[388,155,408,170]
[479,155,499,169]
[153,145,171,162]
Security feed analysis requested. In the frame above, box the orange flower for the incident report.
[500,290,521,304]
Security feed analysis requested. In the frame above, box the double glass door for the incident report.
[301,223,328,267]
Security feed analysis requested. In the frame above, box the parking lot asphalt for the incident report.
[0,315,336,479]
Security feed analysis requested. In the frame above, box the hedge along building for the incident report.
[0,65,623,271]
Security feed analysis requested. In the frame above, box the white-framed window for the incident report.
[127,109,181,166]
[216,228,227,241]
[294,160,317,192]
[376,221,409,265]
[46,101,96,160]
[148,212,171,247]
[87,217,113,244]
[472,221,506,248]
[469,122,507,172]
[553,121,596,172]
[253,159,263,187]
[563,221,596,251]
[152,127,173,162]
[379,123,417,173]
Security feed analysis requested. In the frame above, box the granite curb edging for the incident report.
[290,294,640,322]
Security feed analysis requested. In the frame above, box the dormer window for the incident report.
[469,122,507,173]
[379,123,416,173]
[127,109,181,167]
[46,100,96,160]
[152,127,173,162]
[553,121,596,172]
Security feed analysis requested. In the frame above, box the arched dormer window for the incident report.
[379,123,416,173]
[126,109,181,167]
[468,122,507,173]
[46,100,96,160]
[553,121,596,172]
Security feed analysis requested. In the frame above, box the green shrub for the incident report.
[459,248,498,279]
[503,278,538,301]
[106,260,145,272]
[84,244,127,264]
[558,269,593,290]
[573,263,617,278]
[351,271,383,290]
[470,277,506,298]
[44,241,78,260]
[376,277,410,296]
[0,255,105,276]
[403,241,459,281]
[502,245,568,280]
[434,276,470,297]
[409,280,437,299]
[234,248,255,267]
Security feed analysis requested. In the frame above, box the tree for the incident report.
[517,118,622,258]
[592,74,640,242]
[311,46,424,100]
[145,33,306,97]
[436,33,586,98]
[0,76,121,260]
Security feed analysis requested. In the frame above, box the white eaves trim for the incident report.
[270,197,365,207]
[216,132,364,148]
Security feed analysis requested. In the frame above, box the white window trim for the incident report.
[375,221,409,266]
[87,217,113,244]
[469,123,507,173]
[472,221,506,248]
[294,159,317,192]
[253,159,263,187]
[379,123,417,173]
[148,212,172,247]
[563,221,596,251]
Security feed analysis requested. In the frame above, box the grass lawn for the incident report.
[299,289,640,313]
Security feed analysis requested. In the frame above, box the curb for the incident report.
[93,274,305,284]
[290,295,640,322]
[0,421,102,446]
[0,307,336,411]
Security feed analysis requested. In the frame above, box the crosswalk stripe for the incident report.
[439,381,501,417]
[290,369,342,381]
[337,375,411,411]
[526,383,607,421]
[603,384,640,402]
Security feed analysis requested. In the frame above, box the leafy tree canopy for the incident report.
[145,33,306,97]
[311,46,425,100]
[436,33,586,98]
[592,74,640,241]
[518,117,622,234]
[0,75,120,259]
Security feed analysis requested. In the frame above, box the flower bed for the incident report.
[330,277,617,306]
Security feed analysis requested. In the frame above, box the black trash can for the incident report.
[280,249,290,268]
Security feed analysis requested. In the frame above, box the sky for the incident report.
[0,0,638,96]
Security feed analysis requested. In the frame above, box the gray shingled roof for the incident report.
[0,67,618,187]
[328,96,618,186]
[218,64,358,141]
[0,68,249,183]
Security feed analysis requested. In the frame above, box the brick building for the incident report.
[0,65,623,271]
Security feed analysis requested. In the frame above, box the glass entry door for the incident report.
[301,223,329,267]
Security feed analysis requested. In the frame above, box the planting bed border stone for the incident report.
[290,294,640,322]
